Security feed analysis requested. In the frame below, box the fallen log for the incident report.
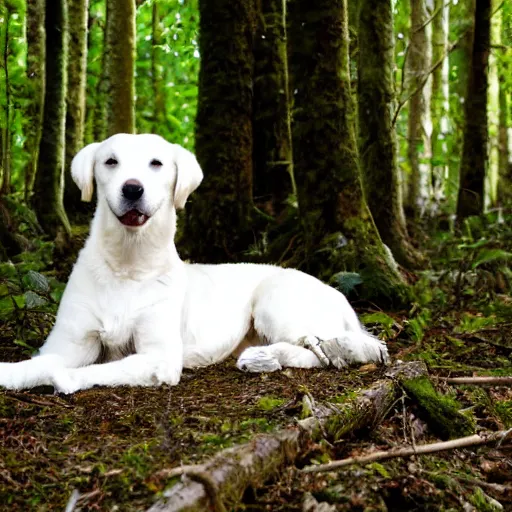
[146,361,428,512]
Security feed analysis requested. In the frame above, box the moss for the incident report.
[256,396,286,411]
[402,376,476,439]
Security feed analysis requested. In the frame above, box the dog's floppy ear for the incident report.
[71,142,101,202]
[173,144,204,209]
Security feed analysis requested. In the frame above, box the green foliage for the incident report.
[330,271,363,296]
[256,396,285,411]
[135,0,199,149]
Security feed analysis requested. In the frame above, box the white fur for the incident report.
[0,134,388,393]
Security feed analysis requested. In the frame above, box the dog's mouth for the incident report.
[117,209,150,227]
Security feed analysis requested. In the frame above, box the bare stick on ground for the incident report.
[445,376,512,386]
[302,429,512,473]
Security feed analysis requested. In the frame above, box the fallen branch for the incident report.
[302,429,512,473]
[146,361,428,512]
[445,376,512,386]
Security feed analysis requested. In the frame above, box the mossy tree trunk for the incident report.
[457,0,490,219]
[24,0,45,201]
[0,2,11,195]
[431,0,450,204]
[287,0,409,306]
[252,0,294,221]
[358,0,423,269]
[105,0,135,135]
[406,0,433,220]
[64,0,89,217]
[183,0,257,263]
[447,0,475,213]
[92,8,108,142]
[32,0,71,237]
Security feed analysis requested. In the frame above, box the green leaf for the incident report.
[24,291,47,309]
[330,272,363,295]
[472,249,512,269]
[23,270,50,293]
[360,312,396,330]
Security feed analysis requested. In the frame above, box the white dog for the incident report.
[0,134,388,393]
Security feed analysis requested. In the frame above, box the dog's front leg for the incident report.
[52,310,183,393]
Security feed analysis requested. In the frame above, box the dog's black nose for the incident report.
[122,180,144,201]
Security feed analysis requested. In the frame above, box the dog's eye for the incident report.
[105,158,118,167]
[150,159,163,168]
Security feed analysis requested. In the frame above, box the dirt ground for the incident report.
[1,311,511,511]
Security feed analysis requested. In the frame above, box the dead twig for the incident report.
[302,429,512,473]
[445,376,512,386]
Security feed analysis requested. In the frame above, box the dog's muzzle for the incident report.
[116,179,150,227]
[117,209,150,227]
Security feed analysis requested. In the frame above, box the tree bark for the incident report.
[252,0,294,221]
[287,0,409,306]
[105,0,135,135]
[457,0,491,219]
[32,0,71,237]
[24,0,45,202]
[406,0,433,220]
[64,0,90,217]
[358,0,424,269]
[183,0,257,263]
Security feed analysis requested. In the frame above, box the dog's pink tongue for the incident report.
[118,210,148,227]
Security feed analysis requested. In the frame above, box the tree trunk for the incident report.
[252,0,294,221]
[497,10,511,204]
[32,0,71,237]
[358,0,424,269]
[457,0,491,219]
[105,0,135,135]
[24,0,45,202]
[406,0,433,220]
[183,0,257,263]
[288,0,409,306]
[430,0,450,206]
[485,0,501,209]
[151,1,166,135]
[447,0,475,214]
[0,2,11,195]
[64,0,90,217]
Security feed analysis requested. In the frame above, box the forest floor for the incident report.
[0,213,512,511]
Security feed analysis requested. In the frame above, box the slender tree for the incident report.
[24,0,45,201]
[288,0,408,305]
[64,0,89,216]
[105,0,135,135]
[252,0,294,220]
[33,0,71,236]
[447,0,475,213]
[406,0,433,219]
[151,0,166,135]
[431,0,450,202]
[358,0,423,269]
[457,0,491,219]
[184,0,257,263]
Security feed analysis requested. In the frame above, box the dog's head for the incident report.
[71,134,203,228]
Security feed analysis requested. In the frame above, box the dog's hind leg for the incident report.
[236,341,323,372]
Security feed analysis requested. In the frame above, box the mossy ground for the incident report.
[1,216,512,510]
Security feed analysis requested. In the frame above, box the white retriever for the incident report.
[0,134,388,393]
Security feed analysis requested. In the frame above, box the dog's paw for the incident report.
[52,368,82,394]
[0,363,18,389]
[322,334,389,367]
[237,347,282,373]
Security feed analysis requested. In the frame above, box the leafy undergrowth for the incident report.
[0,211,512,510]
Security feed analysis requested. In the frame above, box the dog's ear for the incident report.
[71,143,101,202]
[173,144,204,209]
